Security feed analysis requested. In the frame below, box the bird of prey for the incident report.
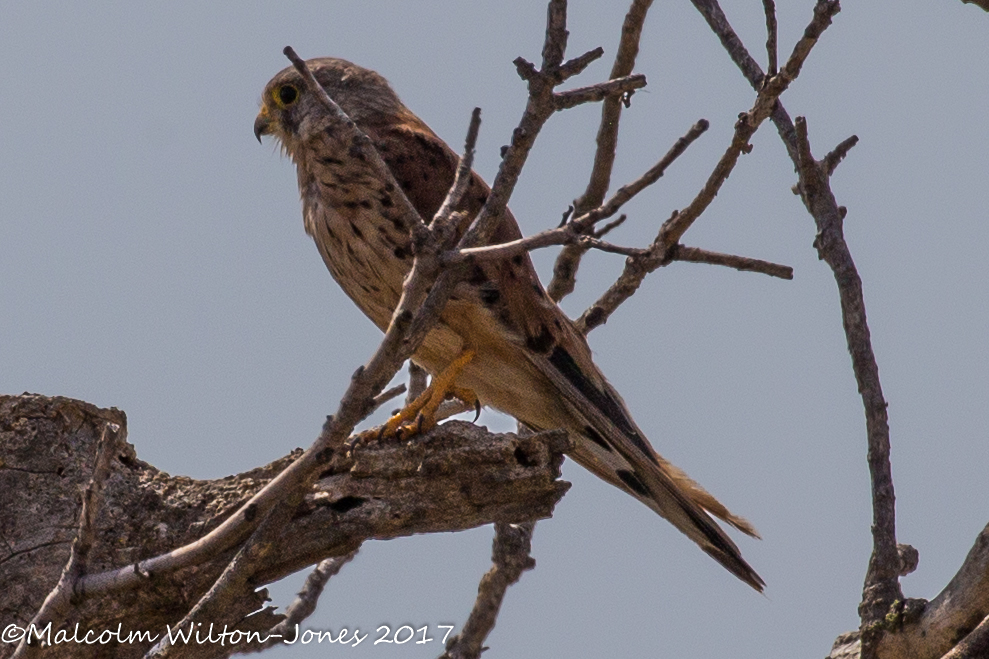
[254,57,763,590]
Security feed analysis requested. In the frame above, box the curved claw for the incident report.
[365,350,478,443]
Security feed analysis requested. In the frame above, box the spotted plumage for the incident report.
[255,57,763,590]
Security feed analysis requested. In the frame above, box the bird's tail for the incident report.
[530,345,764,591]
[570,423,764,591]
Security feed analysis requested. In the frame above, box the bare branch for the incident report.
[242,550,361,655]
[794,115,900,658]
[372,384,407,413]
[826,522,989,659]
[440,522,537,659]
[464,116,703,295]
[12,422,122,659]
[684,4,912,656]
[586,119,709,226]
[549,0,656,302]
[665,1,839,245]
[762,0,778,75]
[672,244,793,279]
[593,214,627,238]
[449,225,642,265]
[546,118,709,305]
[575,0,839,335]
[557,46,604,80]
[553,73,647,111]
[407,362,429,405]
[824,134,860,177]
[778,0,841,84]
[459,9,577,253]
[540,0,569,73]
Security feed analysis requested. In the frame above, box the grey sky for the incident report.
[2,1,987,657]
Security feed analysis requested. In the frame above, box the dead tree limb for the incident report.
[549,0,656,302]
[440,522,536,659]
[680,1,989,657]
[0,394,571,659]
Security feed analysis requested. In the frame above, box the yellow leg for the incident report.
[371,350,477,440]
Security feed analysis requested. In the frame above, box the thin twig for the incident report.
[585,119,709,228]
[406,362,429,405]
[440,522,537,659]
[474,116,706,276]
[823,134,859,176]
[241,550,361,654]
[553,74,647,110]
[434,107,483,230]
[672,245,793,279]
[762,0,778,75]
[144,502,296,658]
[593,214,627,238]
[372,384,407,413]
[449,225,642,264]
[12,423,122,659]
[282,551,360,632]
[665,1,839,244]
[557,47,604,80]
[549,0,656,302]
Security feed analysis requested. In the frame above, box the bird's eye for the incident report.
[277,84,299,106]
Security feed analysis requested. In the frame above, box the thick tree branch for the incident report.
[11,423,123,659]
[0,394,571,658]
[826,522,989,659]
[938,614,989,659]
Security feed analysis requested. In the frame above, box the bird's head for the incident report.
[254,57,403,155]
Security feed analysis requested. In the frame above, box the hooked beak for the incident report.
[254,106,272,144]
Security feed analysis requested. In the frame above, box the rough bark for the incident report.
[0,394,571,658]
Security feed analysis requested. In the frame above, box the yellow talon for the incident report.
[366,350,477,441]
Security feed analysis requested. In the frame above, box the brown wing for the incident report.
[363,111,763,590]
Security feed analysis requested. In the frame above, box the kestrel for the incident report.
[254,57,763,590]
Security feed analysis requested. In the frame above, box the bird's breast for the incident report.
[300,158,413,331]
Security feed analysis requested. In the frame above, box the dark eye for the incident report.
[277,85,298,106]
